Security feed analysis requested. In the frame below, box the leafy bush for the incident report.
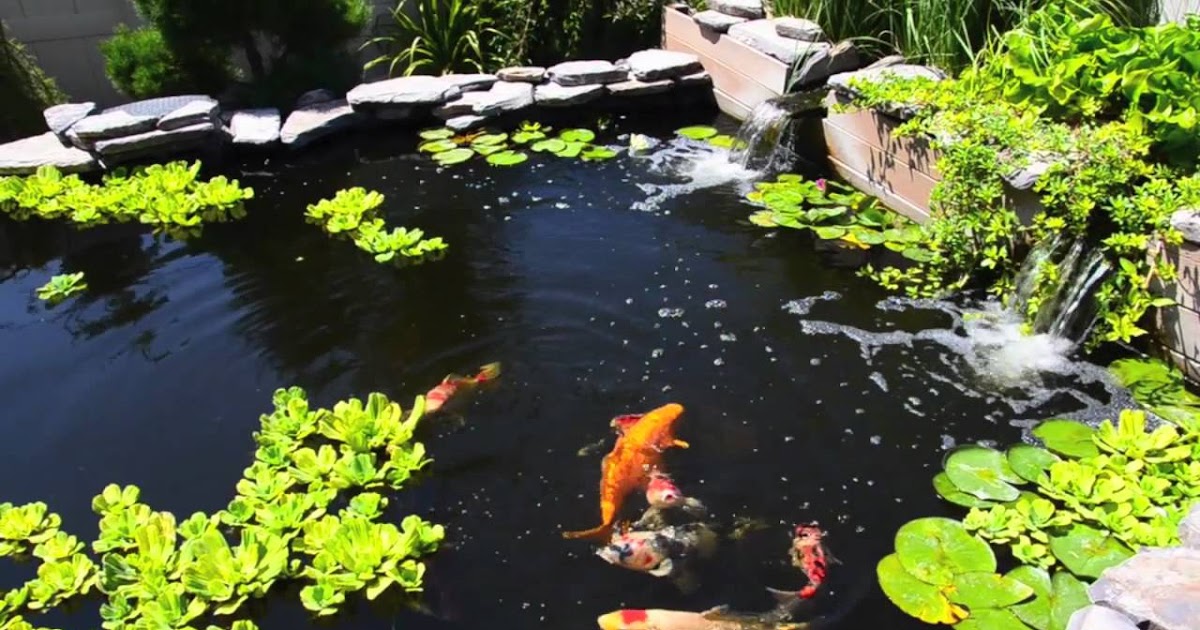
[100,25,228,99]
[0,162,254,240]
[0,21,65,142]
[0,387,442,630]
[479,0,663,67]
[305,188,448,264]
[362,0,493,77]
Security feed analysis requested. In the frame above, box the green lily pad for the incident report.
[855,229,887,245]
[1008,566,1052,630]
[1048,571,1090,630]
[1047,524,1134,579]
[947,572,1034,609]
[748,211,778,227]
[933,473,995,508]
[581,146,617,161]
[708,134,737,148]
[512,130,546,144]
[676,125,719,140]
[473,144,504,156]
[805,206,848,223]
[418,128,454,140]
[884,241,908,253]
[531,138,567,153]
[432,148,474,165]
[418,139,458,153]
[559,129,595,143]
[777,174,803,182]
[945,447,1021,502]
[1007,445,1061,483]
[902,247,936,262]
[953,608,1029,630]
[1033,420,1099,458]
[1148,404,1200,432]
[814,226,847,240]
[857,207,890,228]
[472,133,509,146]
[554,142,585,158]
[486,150,528,166]
[877,554,968,625]
[895,517,995,586]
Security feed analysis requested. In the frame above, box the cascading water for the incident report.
[727,98,796,172]
[1009,235,1112,343]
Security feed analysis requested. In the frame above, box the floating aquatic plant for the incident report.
[0,162,253,239]
[305,188,447,265]
[35,272,87,304]
[417,121,619,167]
[673,125,740,150]
[0,388,442,630]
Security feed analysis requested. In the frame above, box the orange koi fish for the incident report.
[563,403,690,540]
[425,362,501,414]
[597,608,813,630]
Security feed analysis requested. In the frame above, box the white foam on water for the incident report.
[631,139,760,212]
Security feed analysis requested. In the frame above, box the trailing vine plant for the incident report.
[840,4,1200,346]
[305,188,448,265]
[0,387,443,630]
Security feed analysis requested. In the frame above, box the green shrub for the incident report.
[100,26,227,99]
[362,0,493,77]
[479,0,663,67]
[0,20,64,142]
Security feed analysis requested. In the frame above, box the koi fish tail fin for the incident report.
[561,523,612,541]
[474,362,501,382]
[766,587,820,619]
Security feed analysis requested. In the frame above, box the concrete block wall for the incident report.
[2,0,397,107]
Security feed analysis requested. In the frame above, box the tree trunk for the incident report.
[242,33,266,80]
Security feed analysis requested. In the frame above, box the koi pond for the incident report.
[0,111,1136,630]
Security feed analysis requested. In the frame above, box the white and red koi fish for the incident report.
[768,523,838,607]
[646,471,706,513]
[597,607,813,630]
[424,362,500,414]
[595,523,717,578]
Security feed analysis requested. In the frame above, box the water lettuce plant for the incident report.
[417,121,620,167]
[879,399,1199,628]
[305,188,447,265]
[0,162,253,239]
[35,272,87,305]
[744,174,928,258]
[0,387,442,630]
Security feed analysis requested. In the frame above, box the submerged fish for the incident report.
[595,523,718,578]
[597,607,812,630]
[768,523,837,606]
[646,471,706,513]
[563,403,690,540]
[424,362,501,414]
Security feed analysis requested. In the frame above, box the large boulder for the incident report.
[1181,503,1200,548]
[625,49,703,81]
[1066,606,1140,630]
[347,74,495,110]
[472,81,535,116]
[707,0,763,19]
[693,10,746,33]
[445,115,489,132]
[71,110,158,142]
[727,20,825,64]
[534,83,606,106]
[606,78,675,97]
[93,122,220,161]
[0,132,97,175]
[547,60,628,86]
[158,97,219,131]
[791,40,861,87]
[497,66,546,83]
[280,99,363,149]
[43,103,96,141]
[227,108,282,146]
[774,17,825,42]
[1089,548,1200,630]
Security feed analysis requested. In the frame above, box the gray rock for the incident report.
[43,102,96,140]
[373,107,416,121]
[534,82,606,106]
[158,97,219,131]
[1182,504,1200,548]
[708,0,763,19]
[433,92,484,119]
[1089,548,1200,630]
[792,40,861,87]
[1004,157,1053,191]
[0,132,98,175]
[626,49,703,81]
[280,99,363,149]
[71,110,159,141]
[606,78,675,96]
[445,115,490,132]
[106,95,216,121]
[828,63,946,94]
[498,66,546,83]
[1067,606,1140,630]
[774,17,824,42]
[728,20,825,64]
[445,73,498,92]
[227,108,281,146]
[866,54,907,69]
[547,60,628,86]
[675,71,713,87]
[296,89,339,108]
[472,81,535,116]
[1171,209,1200,245]
[348,75,472,109]
[93,121,219,159]
[693,10,747,33]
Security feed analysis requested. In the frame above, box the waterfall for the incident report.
[727,98,795,172]
[1008,235,1112,344]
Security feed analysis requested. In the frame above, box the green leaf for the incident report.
[948,572,1034,609]
[933,473,995,508]
[554,142,585,158]
[953,608,1030,630]
[473,144,504,156]
[1048,571,1090,630]
[814,226,848,240]
[902,247,936,262]
[895,517,996,586]
[432,148,474,165]
[418,128,454,141]
[1007,445,1061,483]
[748,211,778,227]
[471,133,508,147]
[531,138,567,153]
[1033,420,1099,458]
[1008,566,1052,630]
[581,146,618,161]
[1047,524,1134,579]
[675,125,718,140]
[559,129,596,143]
[877,554,968,624]
[945,447,1022,501]
[708,134,737,148]
[486,150,528,166]
[418,139,458,153]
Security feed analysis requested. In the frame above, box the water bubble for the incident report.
[658,308,685,318]
[869,435,882,445]
[705,299,727,309]
[940,434,957,450]
[720,333,737,342]
[713,358,724,366]
[651,349,664,358]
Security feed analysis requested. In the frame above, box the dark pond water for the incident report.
[0,110,1126,630]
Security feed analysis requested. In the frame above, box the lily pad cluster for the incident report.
[305,187,447,265]
[881,405,1200,629]
[1109,357,1200,432]
[673,125,741,150]
[0,387,443,630]
[35,272,87,305]
[417,122,618,167]
[742,174,929,259]
[0,162,253,239]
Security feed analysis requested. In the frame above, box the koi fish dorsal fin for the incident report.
[475,362,501,381]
